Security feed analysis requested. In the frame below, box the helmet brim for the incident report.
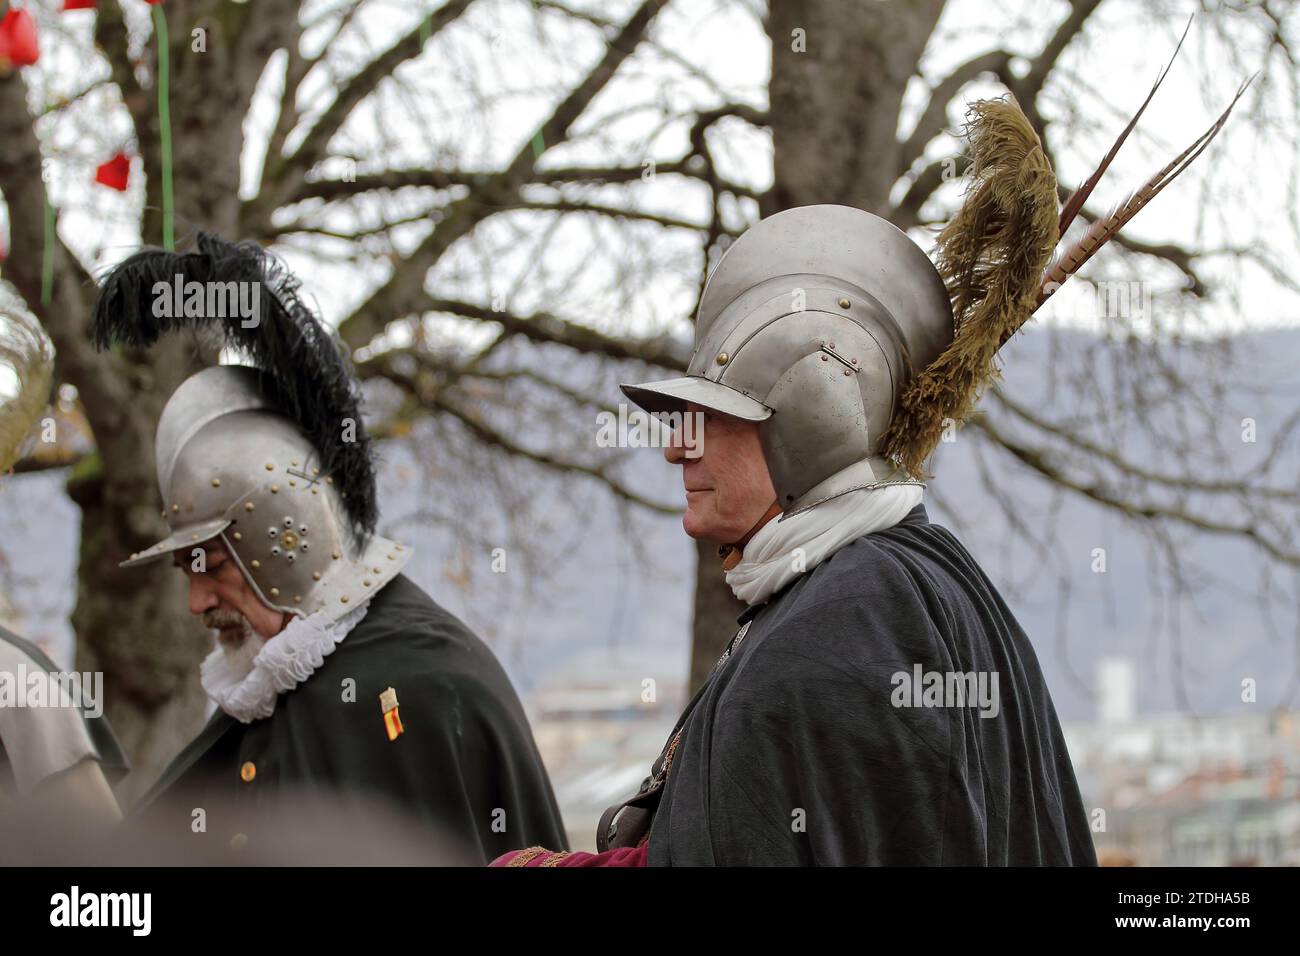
[620,376,772,422]
[119,517,233,568]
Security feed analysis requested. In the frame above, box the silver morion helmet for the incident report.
[121,366,411,622]
[621,204,953,515]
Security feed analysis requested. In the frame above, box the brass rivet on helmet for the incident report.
[341,595,349,603]
[251,560,261,569]
[294,596,302,604]
[716,352,729,366]
[233,532,242,541]
[171,504,180,513]
[838,298,850,309]
[265,463,274,471]
[211,478,221,488]
[291,459,299,467]
[245,502,255,512]
[270,587,280,597]
[332,551,341,560]
[312,572,321,581]
[270,484,279,494]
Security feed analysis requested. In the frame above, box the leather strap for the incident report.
[718,500,783,571]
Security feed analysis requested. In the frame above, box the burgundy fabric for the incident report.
[490,845,648,867]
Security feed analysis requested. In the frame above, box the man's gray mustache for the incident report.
[202,608,248,630]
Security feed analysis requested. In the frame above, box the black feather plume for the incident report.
[90,232,378,545]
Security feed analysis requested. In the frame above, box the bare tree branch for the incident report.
[335,0,674,352]
[420,296,690,368]
[970,414,1300,566]
[369,355,680,515]
[252,0,475,222]
[897,49,1013,175]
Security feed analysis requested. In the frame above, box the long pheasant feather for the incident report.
[1031,73,1253,321]
[881,71,1251,479]
[1056,16,1193,238]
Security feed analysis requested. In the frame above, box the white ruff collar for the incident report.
[725,483,924,606]
[200,602,371,723]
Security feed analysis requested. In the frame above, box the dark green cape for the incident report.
[136,574,566,863]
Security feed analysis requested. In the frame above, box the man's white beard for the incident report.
[204,608,261,679]
[199,601,372,723]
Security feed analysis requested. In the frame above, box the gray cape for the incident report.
[646,503,1097,866]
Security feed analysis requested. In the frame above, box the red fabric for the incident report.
[0,10,40,68]
[490,845,648,867]
[95,152,131,191]
[63,1,99,11]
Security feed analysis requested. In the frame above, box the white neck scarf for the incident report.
[725,484,924,605]
[200,602,371,724]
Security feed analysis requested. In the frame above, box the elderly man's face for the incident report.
[172,539,289,644]
[664,402,777,544]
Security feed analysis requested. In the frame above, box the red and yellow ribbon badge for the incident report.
[380,686,404,741]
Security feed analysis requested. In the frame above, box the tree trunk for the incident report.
[768,0,944,214]
[68,424,213,808]
[0,2,303,802]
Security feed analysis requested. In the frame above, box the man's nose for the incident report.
[187,573,219,616]
[665,411,705,463]
[664,423,687,464]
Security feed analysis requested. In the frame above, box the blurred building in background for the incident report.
[1065,657,1300,865]
[526,649,685,851]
